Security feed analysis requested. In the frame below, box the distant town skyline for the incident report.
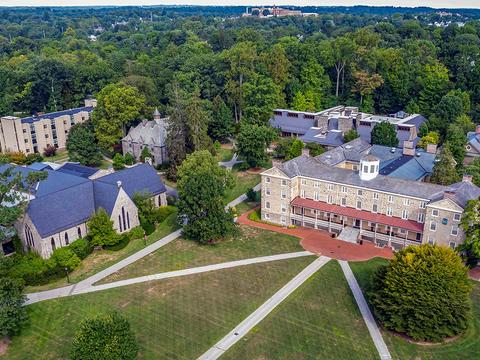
[1,1,479,10]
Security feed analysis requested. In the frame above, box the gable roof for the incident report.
[122,118,168,147]
[57,162,100,179]
[19,106,93,124]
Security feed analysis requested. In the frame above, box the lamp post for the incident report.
[65,267,70,283]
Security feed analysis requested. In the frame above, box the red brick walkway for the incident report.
[238,209,393,261]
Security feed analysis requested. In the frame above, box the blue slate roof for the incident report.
[467,131,480,153]
[93,181,119,215]
[19,106,94,124]
[300,128,344,147]
[57,162,99,179]
[28,162,53,171]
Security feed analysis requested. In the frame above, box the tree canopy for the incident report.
[371,122,398,147]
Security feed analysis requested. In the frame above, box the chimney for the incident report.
[476,125,480,135]
[153,108,161,121]
[426,144,437,154]
[302,148,310,157]
[271,158,283,168]
[462,174,473,183]
[84,98,97,108]
[402,140,414,156]
[117,180,122,188]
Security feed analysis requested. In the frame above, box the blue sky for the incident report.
[1,1,479,9]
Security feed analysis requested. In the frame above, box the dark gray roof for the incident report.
[442,181,480,207]
[315,138,371,166]
[269,113,315,135]
[19,106,93,124]
[300,128,344,147]
[279,155,447,200]
[57,162,99,179]
[467,131,480,153]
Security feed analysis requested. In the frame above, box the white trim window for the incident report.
[356,201,362,210]
[266,188,271,196]
[265,177,271,183]
[451,226,459,236]
[449,241,457,249]
[341,186,347,193]
[281,190,286,199]
[402,209,409,220]
[431,209,439,217]
[418,213,425,223]
[372,203,378,213]
[373,192,379,200]
[428,236,434,245]
[264,213,270,220]
[301,179,307,186]
[388,195,394,203]
[420,201,426,209]
[453,213,461,222]
[281,203,287,213]
[265,201,271,209]
[314,181,320,188]
[386,207,393,216]
[281,179,287,186]
[341,197,347,206]
[300,189,306,198]
[403,198,410,206]
[328,184,335,191]
[430,221,437,231]
[327,195,334,204]
[281,216,286,224]
[314,192,320,201]
[357,189,363,196]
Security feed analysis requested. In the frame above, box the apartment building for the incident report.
[270,105,426,149]
[0,99,96,154]
[261,150,480,250]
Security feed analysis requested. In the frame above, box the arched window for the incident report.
[51,238,56,251]
[65,232,69,245]
[122,207,126,231]
[77,227,82,238]
[127,212,130,229]
[118,215,122,232]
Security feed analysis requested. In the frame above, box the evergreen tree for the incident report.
[185,87,212,152]
[430,145,461,185]
[371,122,398,147]
[112,153,125,170]
[208,95,234,143]
[177,151,235,244]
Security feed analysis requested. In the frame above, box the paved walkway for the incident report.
[198,256,331,360]
[219,152,243,169]
[76,251,314,295]
[339,260,391,360]
[238,209,393,261]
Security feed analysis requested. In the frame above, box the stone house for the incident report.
[464,125,480,164]
[122,109,168,166]
[260,150,480,250]
[1,162,167,259]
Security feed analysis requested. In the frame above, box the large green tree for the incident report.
[92,83,147,152]
[236,124,277,168]
[369,244,472,342]
[87,208,120,247]
[208,95,234,143]
[371,122,398,147]
[460,198,480,266]
[0,277,27,337]
[177,151,235,244]
[430,145,461,185]
[67,122,102,167]
[243,74,281,126]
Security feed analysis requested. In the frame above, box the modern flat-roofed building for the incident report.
[0,98,96,155]
[260,150,480,251]
[270,106,426,149]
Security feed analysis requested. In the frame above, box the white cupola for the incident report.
[359,155,379,181]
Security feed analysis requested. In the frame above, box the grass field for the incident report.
[25,212,180,292]
[6,257,314,360]
[99,224,303,284]
[223,260,379,359]
[234,200,257,215]
[216,147,233,162]
[350,258,480,360]
[225,170,260,203]
[44,149,69,163]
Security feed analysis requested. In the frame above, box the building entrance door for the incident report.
[354,219,361,229]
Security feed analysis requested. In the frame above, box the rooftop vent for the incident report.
[345,145,352,149]
[117,180,122,188]
[390,148,396,153]
[416,152,421,157]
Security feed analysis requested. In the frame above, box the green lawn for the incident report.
[225,170,260,204]
[224,260,379,359]
[98,224,303,284]
[44,149,69,163]
[6,257,314,360]
[216,147,233,162]
[350,258,480,360]
[25,212,180,293]
[234,200,258,215]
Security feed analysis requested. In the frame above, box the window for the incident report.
[356,201,362,210]
[341,186,347,193]
[387,207,393,216]
[404,198,410,206]
[122,207,127,231]
[118,215,122,232]
[431,209,439,217]
[428,237,434,245]
[451,226,458,236]
[281,203,286,213]
[265,201,271,209]
[127,212,130,229]
[399,228,406,234]
[430,221,437,231]
[51,238,56,251]
[301,179,307,186]
[43,124,48,129]
[314,181,319,188]
[281,216,286,224]
[300,189,305,198]
[449,241,456,249]
[418,213,425,223]
[265,177,271,183]
[45,134,49,138]
[281,179,287,186]
[266,188,271,196]
[341,197,347,206]
[64,232,69,245]
[327,195,334,204]
[388,195,394,203]
[264,213,270,220]
[353,165,358,171]
[23,128,27,133]
[281,190,286,199]
[363,165,368,172]
[402,209,409,220]
[442,218,448,225]
[370,164,375,173]
[357,189,363,196]
[372,192,379,200]
[314,192,320,201]
[24,139,28,143]
[328,184,334,191]
[372,203,378,213]
[77,227,82,238]
[453,213,461,222]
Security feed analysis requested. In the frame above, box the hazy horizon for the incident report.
[0,1,479,10]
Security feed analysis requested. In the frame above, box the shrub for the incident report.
[112,153,125,170]
[25,153,43,165]
[43,145,57,157]
[68,238,93,260]
[9,152,27,164]
[141,221,155,236]
[50,248,81,271]
[246,188,260,202]
[306,142,324,157]
[71,312,138,360]
[0,277,27,337]
[87,208,120,247]
[157,205,176,223]
[124,152,135,165]
[127,226,144,240]
[369,244,472,342]
[166,195,177,206]
[9,252,62,286]
[105,233,130,251]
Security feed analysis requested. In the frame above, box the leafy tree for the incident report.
[112,153,125,171]
[208,95,234,143]
[71,312,138,360]
[418,62,451,117]
[43,145,57,157]
[133,192,159,235]
[67,122,102,167]
[292,91,315,112]
[306,142,325,157]
[140,147,152,163]
[429,92,466,135]
[460,198,480,266]
[446,125,467,165]
[344,129,359,143]
[243,74,281,126]
[329,36,356,98]
[274,137,294,159]
[124,152,135,165]
[87,208,119,247]
[465,158,480,187]
[371,122,398,147]
[369,245,471,342]
[184,87,212,151]
[92,83,147,152]
[286,139,304,160]
[0,277,27,337]
[430,145,461,185]
[352,71,383,106]
[50,247,81,271]
[236,124,277,168]
[417,131,440,149]
[177,151,235,244]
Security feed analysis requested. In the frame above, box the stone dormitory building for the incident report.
[122,109,169,166]
[1,162,167,259]
[0,98,97,154]
[270,105,426,149]
[260,148,480,251]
